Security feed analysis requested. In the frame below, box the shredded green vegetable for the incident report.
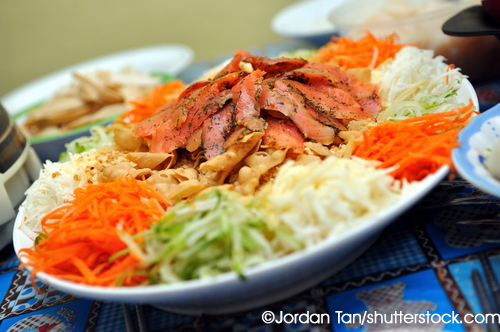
[376,88,466,122]
[59,126,115,161]
[122,190,299,284]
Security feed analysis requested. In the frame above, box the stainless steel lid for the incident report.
[0,103,26,173]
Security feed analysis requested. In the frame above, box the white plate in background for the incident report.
[0,44,194,116]
[271,0,346,46]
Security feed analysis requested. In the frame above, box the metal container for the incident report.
[0,103,41,249]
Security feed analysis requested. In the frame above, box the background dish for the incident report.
[271,0,346,46]
[0,45,194,162]
[453,103,500,197]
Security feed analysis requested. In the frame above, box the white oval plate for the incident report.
[453,102,500,197]
[0,44,194,117]
[271,0,347,45]
[13,79,478,315]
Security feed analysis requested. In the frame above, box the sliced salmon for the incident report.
[263,118,304,154]
[213,50,254,80]
[266,80,337,145]
[185,127,203,152]
[282,67,359,105]
[305,63,352,86]
[305,106,347,131]
[223,126,253,149]
[242,56,307,78]
[232,69,266,131]
[281,67,338,86]
[153,99,177,116]
[134,83,207,138]
[202,101,236,159]
[150,88,234,153]
[349,85,381,116]
[280,79,372,121]
[305,63,382,115]
[176,81,211,101]
[134,105,175,138]
[169,71,243,129]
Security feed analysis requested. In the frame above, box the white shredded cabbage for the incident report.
[20,149,129,239]
[372,46,465,112]
[60,126,115,161]
[256,156,404,248]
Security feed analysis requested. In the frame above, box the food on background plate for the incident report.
[19,34,477,287]
[22,68,166,138]
[485,140,500,180]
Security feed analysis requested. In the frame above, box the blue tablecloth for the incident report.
[1,40,500,332]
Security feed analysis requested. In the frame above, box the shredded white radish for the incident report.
[256,156,405,248]
[371,46,465,109]
[20,149,130,238]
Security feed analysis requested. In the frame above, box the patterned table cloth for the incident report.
[1,40,500,332]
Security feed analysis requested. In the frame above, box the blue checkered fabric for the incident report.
[95,302,127,332]
[142,305,193,331]
[322,219,427,286]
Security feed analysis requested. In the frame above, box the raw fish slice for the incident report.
[282,67,361,107]
[280,79,372,121]
[169,71,242,128]
[134,84,208,138]
[265,80,337,145]
[176,81,210,101]
[305,63,381,115]
[263,118,304,154]
[223,126,253,149]
[242,56,307,78]
[305,106,347,131]
[213,50,254,80]
[185,127,203,152]
[134,104,176,138]
[202,101,236,159]
[232,69,266,131]
[151,89,233,153]
[280,67,338,86]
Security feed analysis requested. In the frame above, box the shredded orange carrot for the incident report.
[446,64,456,85]
[353,100,477,182]
[20,176,168,288]
[119,80,186,124]
[310,32,409,70]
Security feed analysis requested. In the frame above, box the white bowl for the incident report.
[13,79,478,315]
[0,44,194,162]
[271,0,347,46]
[453,103,500,197]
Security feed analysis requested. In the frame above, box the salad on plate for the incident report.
[17,33,477,289]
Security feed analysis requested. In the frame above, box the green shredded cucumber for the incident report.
[377,88,466,122]
[121,190,298,284]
